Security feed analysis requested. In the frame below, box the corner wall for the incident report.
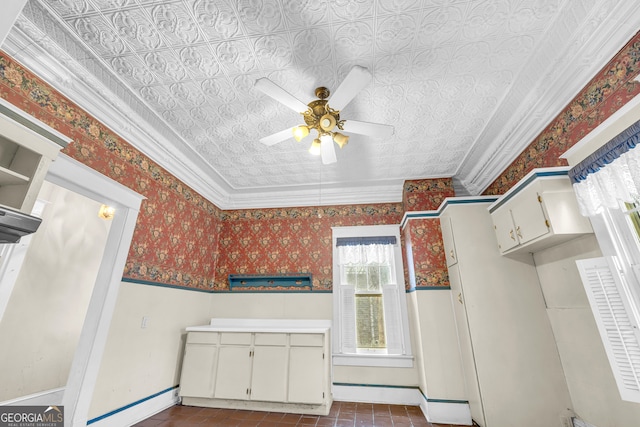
[534,235,640,426]
[87,282,212,421]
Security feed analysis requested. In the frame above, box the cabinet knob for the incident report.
[516,226,522,239]
[509,229,515,241]
[450,249,455,258]
[457,293,463,304]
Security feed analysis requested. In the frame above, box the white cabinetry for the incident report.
[440,199,573,427]
[180,332,218,398]
[288,333,325,405]
[0,102,66,214]
[440,216,458,267]
[214,333,253,400]
[488,168,592,255]
[180,319,332,415]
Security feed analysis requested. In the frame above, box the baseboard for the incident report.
[331,383,471,426]
[418,394,472,426]
[86,386,179,427]
[332,383,422,405]
[0,387,64,406]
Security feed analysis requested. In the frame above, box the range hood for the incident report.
[0,206,42,243]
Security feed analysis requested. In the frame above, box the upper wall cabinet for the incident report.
[488,168,593,255]
[0,100,68,214]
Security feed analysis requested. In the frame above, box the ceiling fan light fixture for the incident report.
[333,132,349,148]
[292,125,310,142]
[319,114,336,132]
[309,138,321,155]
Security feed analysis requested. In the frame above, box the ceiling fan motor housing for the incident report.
[303,90,342,133]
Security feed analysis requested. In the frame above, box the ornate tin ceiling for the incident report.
[4,0,640,208]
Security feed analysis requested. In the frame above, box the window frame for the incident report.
[331,225,413,368]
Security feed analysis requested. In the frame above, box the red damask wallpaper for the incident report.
[0,51,222,290]
[484,31,640,195]
[215,204,404,291]
[404,218,449,288]
[3,28,639,294]
[403,178,455,212]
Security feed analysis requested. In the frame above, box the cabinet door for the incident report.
[448,265,486,426]
[214,346,252,400]
[491,206,519,253]
[179,344,217,398]
[288,346,324,404]
[250,346,288,402]
[509,184,549,245]
[440,216,458,267]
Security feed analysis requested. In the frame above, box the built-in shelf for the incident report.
[0,165,29,186]
[0,101,65,213]
[228,274,313,291]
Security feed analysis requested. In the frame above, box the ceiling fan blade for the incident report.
[320,135,337,165]
[255,78,309,113]
[342,120,395,138]
[328,66,372,111]
[260,127,293,146]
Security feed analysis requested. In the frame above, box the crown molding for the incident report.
[455,1,640,195]
[3,9,406,210]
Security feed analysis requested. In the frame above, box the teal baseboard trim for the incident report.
[87,385,178,425]
[416,387,468,404]
[121,278,333,294]
[122,277,214,293]
[212,289,332,294]
[413,286,451,291]
[333,382,420,390]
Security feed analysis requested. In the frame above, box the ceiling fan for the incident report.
[255,66,395,165]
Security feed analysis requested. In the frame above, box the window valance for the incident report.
[336,236,397,246]
[569,119,640,216]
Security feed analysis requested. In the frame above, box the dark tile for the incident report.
[133,403,474,427]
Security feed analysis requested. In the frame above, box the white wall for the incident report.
[87,282,212,419]
[534,234,640,427]
[411,289,466,400]
[0,181,110,401]
[209,292,420,388]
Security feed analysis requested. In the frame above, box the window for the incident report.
[332,225,412,367]
[571,118,640,402]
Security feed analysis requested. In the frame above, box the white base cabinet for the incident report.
[180,319,332,415]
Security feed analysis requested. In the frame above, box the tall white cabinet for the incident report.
[179,318,332,415]
[439,198,573,427]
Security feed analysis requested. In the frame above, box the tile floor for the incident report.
[132,401,468,426]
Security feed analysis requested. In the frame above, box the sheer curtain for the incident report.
[336,243,395,267]
[570,119,640,216]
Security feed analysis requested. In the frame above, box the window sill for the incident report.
[332,353,414,368]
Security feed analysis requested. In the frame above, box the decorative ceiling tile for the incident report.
[191,0,241,41]
[10,0,640,208]
[147,2,203,46]
[109,8,164,51]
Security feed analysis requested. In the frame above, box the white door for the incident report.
[250,346,288,402]
[179,344,217,398]
[449,265,486,426]
[509,184,549,245]
[214,346,252,400]
[288,346,324,404]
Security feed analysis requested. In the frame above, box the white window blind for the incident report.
[576,256,640,402]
